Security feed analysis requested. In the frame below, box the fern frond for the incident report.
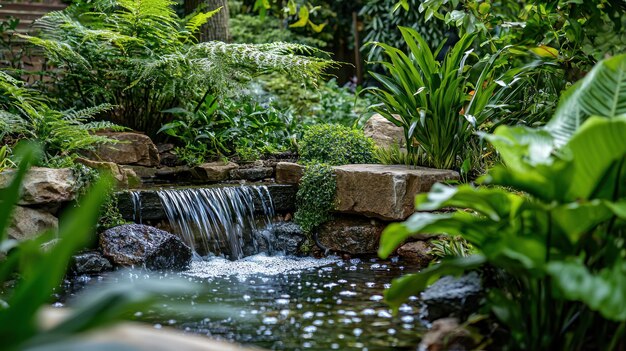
[183,7,222,43]
[80,121,127,132]
[63,103,115,122]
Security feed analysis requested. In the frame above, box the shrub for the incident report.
[299,124,376,166]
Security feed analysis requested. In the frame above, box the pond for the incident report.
[61,254,425,351]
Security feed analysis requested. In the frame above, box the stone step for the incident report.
[333,164,459,221]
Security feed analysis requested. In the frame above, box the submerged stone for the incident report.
[271,222,306,256]
[421,272,483,321]
[71,251,113,275]
[100,224,192,270]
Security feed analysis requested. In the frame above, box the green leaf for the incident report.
[545,54,626,147]
[289,7,309,28]
[563,116,626,201]
[384,255,486,312]
[547,259,626,321]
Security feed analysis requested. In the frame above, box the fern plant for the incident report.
[0,71,122,164]
[23,0,335,137]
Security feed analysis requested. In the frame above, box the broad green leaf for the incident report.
[384,255,486,312]
[546,54,626,147]
[564,116,626,201]
[416,183,525,221]
[551,200,613,244]
[379,211,485,258]
[547,259,626,321]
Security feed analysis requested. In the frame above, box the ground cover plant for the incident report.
[379,54,626,350]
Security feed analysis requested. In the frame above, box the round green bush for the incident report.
[299,124,377,166]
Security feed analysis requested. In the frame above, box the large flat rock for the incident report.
[334,164,459,221]
[0,167,76,205]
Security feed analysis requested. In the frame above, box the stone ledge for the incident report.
[333,164,459,221]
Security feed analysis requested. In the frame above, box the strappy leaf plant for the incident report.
[379,55,626,350]
[367,27,553,170]
[23,0,335,136]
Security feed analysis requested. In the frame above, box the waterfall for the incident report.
[156,186,275,259]
[130,191,142,224]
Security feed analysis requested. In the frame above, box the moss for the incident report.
[299,124,377,166]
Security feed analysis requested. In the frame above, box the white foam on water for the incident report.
[184,253,340,280]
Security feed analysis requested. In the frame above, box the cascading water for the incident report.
[156,186,275,259]
[130,191,142,224]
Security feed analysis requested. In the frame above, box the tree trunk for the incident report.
[184,0,230,42]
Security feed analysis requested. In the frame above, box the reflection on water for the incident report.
[66,255,425,350]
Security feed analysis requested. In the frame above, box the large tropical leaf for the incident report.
[547,259,626,321]
[545,54,626,147]
[563,116,626,201]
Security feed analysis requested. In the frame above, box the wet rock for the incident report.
[0,167,76,205]
[90,132,160,167]
[71,251,113,275]
[421,272,483,321]
[116,190,165,222]
[420,318,476,351]
[397,241,435,267]
[7,206,58,241]
[315,216,386,255]
[275,162,305,184]
[194,162,239,182]
[271,222,306,256]
[363,113,405,149]
[334,164,459,221]
[100,224,192,270]
[230,167,274,181]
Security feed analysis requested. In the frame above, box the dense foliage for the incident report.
[23,0,335,137]
[295,124,377,233]
[379,55,626,350]
[294,163,336,234]
[0,71,122,166]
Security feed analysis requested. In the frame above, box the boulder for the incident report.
[275,162,305,184]
[194,162,238,182]
[155,166,194,183]
[100,224,192,270]
[0,167,76,205]
[271,222,306,256]
[71,251,113,275]
[334,164,459,221]
[91,132,160,167]
[397,240,435,267]
[363,113,405,149]
[421,272,483,321]
[315,216,386,255]
[7,206,58,241]
[229,167,273,181]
